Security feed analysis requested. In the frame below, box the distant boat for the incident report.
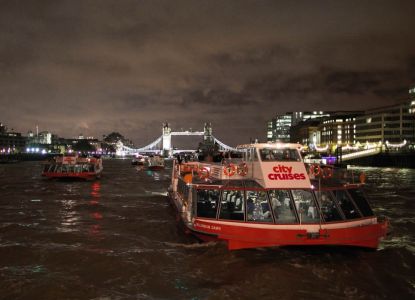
[41,154,103,180]
[147,155,165,171]
[132,155,147,166]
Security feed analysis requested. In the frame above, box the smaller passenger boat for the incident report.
[132,155,147,166]
[41,154,103,180]
[147,155,165,170]
[168,143,389,250]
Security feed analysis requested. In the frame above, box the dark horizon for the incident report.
[1,0,415,147]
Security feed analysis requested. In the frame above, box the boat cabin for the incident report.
[174,143,375,225]
[170,143,387,250]
[41,154,103,179]
[178,178,374,225]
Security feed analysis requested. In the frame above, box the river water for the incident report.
[0,160,414,299]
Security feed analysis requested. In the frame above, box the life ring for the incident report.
[198,167,210,179]
[223,163,236,177]
[310,164,321,177]
[322,167,333,179]
[359,172,366,184]
[237,163,248,176]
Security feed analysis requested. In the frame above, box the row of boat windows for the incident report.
[193,187,373,224]
[43,164,95,173]
[242,148,301,162]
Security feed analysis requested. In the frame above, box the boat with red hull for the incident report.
[147,155,165,171]
[42,154,103,180]
[168,143,389,250]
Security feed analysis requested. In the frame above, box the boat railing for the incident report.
[306,163,366,185]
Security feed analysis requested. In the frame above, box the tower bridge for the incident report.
[116,123,237,156]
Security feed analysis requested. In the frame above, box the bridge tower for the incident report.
[204,122,214,143]
[162,123,172,156]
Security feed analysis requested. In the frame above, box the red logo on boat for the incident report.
[268,164,306,180]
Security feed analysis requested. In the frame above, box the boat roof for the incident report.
[236,143,303,150]
[191,179,267,189]
[189,177,362,191]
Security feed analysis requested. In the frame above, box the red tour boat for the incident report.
[168,143,389,250]
[146,155,165,171]
[42,154,103,180]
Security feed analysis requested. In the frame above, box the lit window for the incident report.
[366,118,372,123]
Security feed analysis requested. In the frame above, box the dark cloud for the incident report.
[1,0,415,147]
[181,88,256,107]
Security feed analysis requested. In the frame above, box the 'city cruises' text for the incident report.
[267,165,306,180]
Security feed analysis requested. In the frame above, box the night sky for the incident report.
[1,1,415,147]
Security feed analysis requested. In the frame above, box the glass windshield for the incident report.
[219,190,245,221]
[269,190,298,224]
[347,189,374,217]
[315,191,343,222]
[246,190,272,223]
[259,148,300,162]
[291,190,320,223]
[334,190,361,219]
[196,189,220,219]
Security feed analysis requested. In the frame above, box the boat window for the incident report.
[246,190,272,223]
[259,148,300,162]
[268,190,298,224]
[74,165,82,173]
[247,148,255,162]
[243,150,248,161]
[219,190,245,221]
[347,189,374,217]
[62,165,69,173]
[315,191,343,222]
[333,190,361,219]
[291,190,320,223]
[196,189,220,219]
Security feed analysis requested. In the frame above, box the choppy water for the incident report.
[0,160,414,300]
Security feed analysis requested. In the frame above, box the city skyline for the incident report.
[1,1,414,146]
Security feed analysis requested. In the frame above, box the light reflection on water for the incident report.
[0,160,413,299]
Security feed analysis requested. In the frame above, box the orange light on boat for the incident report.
[184,173,192,184]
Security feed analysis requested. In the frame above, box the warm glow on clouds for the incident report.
[1,0,414,146]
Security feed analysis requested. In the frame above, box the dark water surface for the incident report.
[0,160,414,299]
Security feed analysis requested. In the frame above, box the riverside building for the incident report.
[267,111,330,142]
[289,112,363,150]
[355,99,415,144]
[0,122,26,153]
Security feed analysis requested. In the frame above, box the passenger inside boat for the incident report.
[315,191,343,222]
[246,191,272,223]
[269,190,297,223]
[259,148,301,162]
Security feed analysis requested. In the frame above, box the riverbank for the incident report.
[343,151,415,168]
